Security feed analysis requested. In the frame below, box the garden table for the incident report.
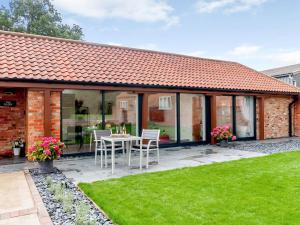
[101,135,142,174]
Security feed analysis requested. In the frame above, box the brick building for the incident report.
[1,31,300,157]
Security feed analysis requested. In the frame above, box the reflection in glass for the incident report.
[216,96,233,127]
[236,96,254,138]
[104,92,138,135]
[147,93,177,144]
[62,90,102,153]
[180,94,206,142]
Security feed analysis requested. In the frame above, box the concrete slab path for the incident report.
[0,171,52,225]
[0,171,35,218]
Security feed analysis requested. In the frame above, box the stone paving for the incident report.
[0,171,52,225]
[0,145,265,183]
[2,138,300,184]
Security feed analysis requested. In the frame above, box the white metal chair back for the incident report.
[94,130,111,141]
[141,129,160,141]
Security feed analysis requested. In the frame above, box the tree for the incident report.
[0,0,83,40]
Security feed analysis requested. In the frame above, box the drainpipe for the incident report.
[289,96,298,137]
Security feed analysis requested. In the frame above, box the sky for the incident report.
[2,0,300,70]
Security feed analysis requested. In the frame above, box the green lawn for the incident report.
[79,151,300,225]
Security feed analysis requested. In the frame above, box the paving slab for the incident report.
[0,214,40,225]
[0,171,35,218]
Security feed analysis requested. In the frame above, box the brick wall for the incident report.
[0,88,26,157]
[264,96,292,139]
[27,90,45,148]
[27,90,61,149]
[50,92,61,139]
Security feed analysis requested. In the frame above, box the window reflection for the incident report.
[180,94,206,142]
[148,93,177,144]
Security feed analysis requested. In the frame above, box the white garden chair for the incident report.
[128,129,160,169]
[94,130,125,168]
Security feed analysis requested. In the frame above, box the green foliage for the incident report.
[0,0,83,40]
[49,182,64,202]
[79,151,300,225]
[62,191,74,213]
[45,176,53,186]
[75,201,90,225]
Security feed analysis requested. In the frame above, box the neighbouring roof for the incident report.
[0,31,300,95]
[262,64,300,77]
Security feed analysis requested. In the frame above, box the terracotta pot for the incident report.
[38,160,54,173]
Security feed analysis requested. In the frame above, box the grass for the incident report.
[79,151,300,225]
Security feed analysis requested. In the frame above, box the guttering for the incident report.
[1,78,300,96]
[289,96,298,137]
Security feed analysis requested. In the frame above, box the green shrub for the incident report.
[75,201,90,225]
[63,191,74,213]
[45,176,53,186]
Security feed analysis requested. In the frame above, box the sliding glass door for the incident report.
[215,95,255,139]
[147,93,177,144]
[104,92,138,136]
[180,94,206,142]
[61,90,138,153]
[62,90,102,153]
[216,96,233,127]
[235,96,255,138]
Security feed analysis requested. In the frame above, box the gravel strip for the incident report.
[30,168,113,225]
[230,139,300,154]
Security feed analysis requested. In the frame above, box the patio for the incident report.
[0,144,265,183]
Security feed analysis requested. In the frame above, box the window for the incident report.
[148,93,176,144]
[119,101,128,110]
[216,96,233,127]
[105,92,138,136]
[61,90,102,154]
[159,96,172,110]
[180,94,206,142]
[235,96,254,138]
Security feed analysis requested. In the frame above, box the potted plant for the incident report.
[11,138,24,156]
[27,137,65,173]
[160,130,170,143]
[211,125,236,147]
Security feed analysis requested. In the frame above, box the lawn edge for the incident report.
[77,184,117,225]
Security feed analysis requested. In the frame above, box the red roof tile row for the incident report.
[0,31,300,94]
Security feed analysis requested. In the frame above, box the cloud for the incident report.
[196,0,268,14]
[185,45,300,70]
[135,43,160,51]
[53,0,179,27]
[184,50,206,57]
[104,41,123,46]
[228,44,261,56]
[269,50,300,65]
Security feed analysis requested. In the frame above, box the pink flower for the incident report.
[232,136,237,141]
[28,145,36,153]
[43,149,51,156]
[54,145,59,151]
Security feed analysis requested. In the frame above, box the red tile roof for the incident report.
[0,31,299,94]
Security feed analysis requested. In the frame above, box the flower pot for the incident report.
[218,140,229,147]
[13,147,21,156]
[38,160,54,174]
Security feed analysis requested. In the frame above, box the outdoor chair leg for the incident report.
[146,149,149,169]
[100,141,103,168]
[157,148,160,163]
[128,148,131,167]
[139,146,143,170]
[105,150,108,168]
[94,141,97,165]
